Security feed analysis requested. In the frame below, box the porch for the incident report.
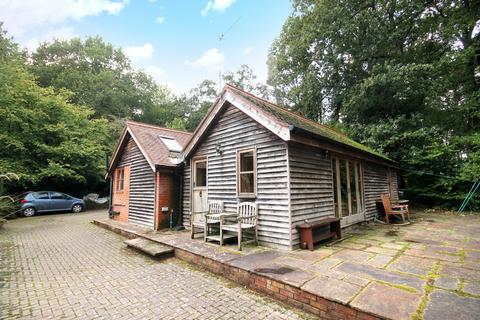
[94,210,480,320]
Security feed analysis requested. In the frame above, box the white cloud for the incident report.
[0,0,128,37]
[143,65,165,82]
[155,16,165,24]
[185,48,224,72]
[124,43,154,62]
[201,0,235,17]
[244,47,253,55]
[25,26,77,51]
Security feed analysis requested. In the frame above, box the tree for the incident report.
[30,37,160,120]
[268,0,480,209]
[0,26,110,196]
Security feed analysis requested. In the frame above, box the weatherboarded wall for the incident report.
[183,104,291,249]
[119,137,155,229]
[363,163,399,220]
[288,143,335,248]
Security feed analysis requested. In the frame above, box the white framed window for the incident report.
[237,148,256,197]
[117,168,125,192]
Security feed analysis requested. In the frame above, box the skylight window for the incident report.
[160,136,183,152]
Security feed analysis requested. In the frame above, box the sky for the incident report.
[0,0,292,94]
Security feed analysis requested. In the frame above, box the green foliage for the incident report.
[269,0,480,209]
[0,26,110,196]
[30,37,159,119]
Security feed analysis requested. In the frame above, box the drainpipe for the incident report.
[108,175,113,218]
[177,171,184,227]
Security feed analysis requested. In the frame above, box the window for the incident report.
[237,149,256,196]
[160,136,183,152]
[32,192,49,200]
[332,157,363,218]
[50,192,68,200]
[117,168,125,191]
[194,160,207,188]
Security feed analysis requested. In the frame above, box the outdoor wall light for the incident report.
[215,143,223,155]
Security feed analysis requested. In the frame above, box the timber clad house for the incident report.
[107,84,399,250]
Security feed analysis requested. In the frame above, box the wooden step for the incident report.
[124,237,174,258]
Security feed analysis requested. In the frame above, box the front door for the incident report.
[332,157,365,226]
[192,159,208,213]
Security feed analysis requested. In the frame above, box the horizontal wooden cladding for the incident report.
[363,163,390,220]
[119,138,155,229]
[182,162,191,226]
[288,143,335,248]
[183,104,291,249]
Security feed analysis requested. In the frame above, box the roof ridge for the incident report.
[126,120,193,135]
[225,84,348,138]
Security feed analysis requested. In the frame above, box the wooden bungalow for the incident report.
[182,84,398,250]
[106,121,192,230]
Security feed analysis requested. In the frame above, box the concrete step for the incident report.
[124,237,174,258]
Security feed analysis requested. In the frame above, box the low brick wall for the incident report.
[93,219,380,320]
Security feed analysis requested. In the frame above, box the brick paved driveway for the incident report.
[0,210,311,319]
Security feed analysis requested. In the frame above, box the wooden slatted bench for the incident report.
[296,217,341,250]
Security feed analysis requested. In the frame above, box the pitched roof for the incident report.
[184,84,392,163]
[108,121,192,173]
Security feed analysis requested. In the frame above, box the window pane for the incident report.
[50,192,66,200]
[332,158,338,217]
[350,162,357,214]
[240,151,254,172]
[339,159,349,217]
[240,173,254,193]
[33,192,49,199]
[160,136,183,152]
[195,161,207,187]
[117,169,124,191]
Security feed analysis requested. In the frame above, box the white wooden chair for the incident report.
[220,202,258,250]
[190,200,224,239]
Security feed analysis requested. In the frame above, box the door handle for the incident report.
[199,190,202,197]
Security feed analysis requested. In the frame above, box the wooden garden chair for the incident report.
[190,200,224,239]
[381,194,410,224]
[220,202,258,251]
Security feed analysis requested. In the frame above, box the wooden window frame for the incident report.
[236,148,257,198]
[117,167,125,192]
[192,157,208,190]
[331,156,364,218]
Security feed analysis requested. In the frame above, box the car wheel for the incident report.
[23,207,36,217]
[72,204,83,213]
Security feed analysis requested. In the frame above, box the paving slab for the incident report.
[330,249,374,263]
[229,250,283,271]
[350,282,421,320]
[336,261,426,292]
[463,282,480,296]
[387,255,437,276]
[302,276,362,304]
[434,276,459,290]
[424,289,480,320]
[366,254,394,268]
[404,248,461,263]
[253,263,316,288]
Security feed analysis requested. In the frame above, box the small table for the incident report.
[204,213,238,243]
[296,217,341,250]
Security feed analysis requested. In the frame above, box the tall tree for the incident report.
[0,26,110,196]
[268,0,480,208]
[30,37,159,119]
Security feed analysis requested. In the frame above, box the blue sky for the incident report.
[0,0,291,94]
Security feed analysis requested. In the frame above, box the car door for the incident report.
[49,192,71,211]
[31,192,51,212]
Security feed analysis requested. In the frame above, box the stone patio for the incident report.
[95,211,480,320]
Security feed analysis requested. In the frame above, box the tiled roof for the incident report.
[226,85,391,161]
[126,121,192,167]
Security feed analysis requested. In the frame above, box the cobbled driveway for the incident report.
[0,210,311,319]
